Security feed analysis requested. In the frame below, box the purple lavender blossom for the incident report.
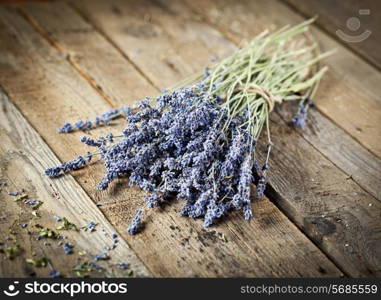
[45,166,62,177]
[94,252,109,261]
[117,262,130,270]
[46,155,88,178]
[127,210,143,235]
[256,177,267,198]
[292,98,313,129]
[74,120,84,130]
[58,122,72,133]
[80,136,102,147]
[88,261,104,270]
[63,243,74,254]
[86,221,97,232]
[49,270,61,278]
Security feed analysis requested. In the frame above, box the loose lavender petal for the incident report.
[127,211,143,235]
[58,122,73,133]
[63,243,74,254]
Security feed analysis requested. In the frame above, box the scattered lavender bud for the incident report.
[46,81,284,232]
[25,200,38,206]
[84,120,92,130]
[49,270,61,278]
[45,166,62,177]
[106,133,114,142]
[117,263,130,270]
[292,98,312,129]
[88,261,104,270]
[86,221,97,232]
[58,122,72,133]
[63,242,74,254]
[94,252,109,261]
[127,211,143,235]
[53,215,62,222]
[80,136,102,147]
[256,177,267,198]
[74,120,84,130]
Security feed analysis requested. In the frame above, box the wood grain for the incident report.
[283,0,381,70]
[0,3,343,277]
[0,88,150,277]
[184,0,381,159]
[71,0,381,277]
[70,0,236,90]
[276,103,381,201]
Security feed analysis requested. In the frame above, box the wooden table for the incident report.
[0,0,380,278]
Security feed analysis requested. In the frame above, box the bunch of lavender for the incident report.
[46,19,330,233]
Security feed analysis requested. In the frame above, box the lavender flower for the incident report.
[46,155,89,178]
[256,177,267,198]
[80,136,102,147]
[117,262,130,269]
[88,261,104,270]
[25,200,38,206]
[63,243,74,254]
[127,210,143,235]
[86,221,97,232]
[292,98,313,129]
[45,166,62,177]
[53,215,62,222]
[58,122,72,133]
[94,252,109,261]
[49,270,61,278]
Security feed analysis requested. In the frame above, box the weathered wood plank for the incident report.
[18,2,157,107]
[72,0,381,276]
[283,0,381,70]
[70,0,236,89]
[185,0,381,159]
[1,3,343,277]
[277,103,381,201]
[0,88,150,277]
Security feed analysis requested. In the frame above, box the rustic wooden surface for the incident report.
[0,89,150,277]
[0,0,380,278]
